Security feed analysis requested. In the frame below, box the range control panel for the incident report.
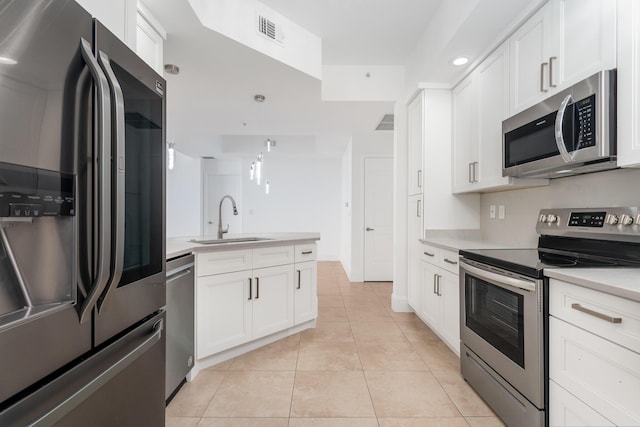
[536,207,640,238]
[0,162,75,218]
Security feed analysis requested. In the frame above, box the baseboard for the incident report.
[189,319,316,380]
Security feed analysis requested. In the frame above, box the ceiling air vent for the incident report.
[375,114,394,131]
[257,14,284,44]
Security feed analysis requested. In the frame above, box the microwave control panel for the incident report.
[574,94,596,150]
[0,162,75,217]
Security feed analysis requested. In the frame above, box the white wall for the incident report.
[166,151,202,237]
[481,168,640,247]
[347,132,394,282]
[341,141,353,275]
[241,157,342,260]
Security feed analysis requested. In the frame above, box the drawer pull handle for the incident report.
[571,303,622,324]
[301,250,313,255]
[423,251,435,257]
[444,258,458,265]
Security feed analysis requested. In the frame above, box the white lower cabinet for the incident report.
[417,245,460,354]
[195,244,317,360]
[196,271,252,357]
[549,279,640,426]
[294,261,318,325]
[549,380,614,427]
[251,265,294,340]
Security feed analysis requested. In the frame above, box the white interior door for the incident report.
[364,157,393,281]
[203,174,242,236]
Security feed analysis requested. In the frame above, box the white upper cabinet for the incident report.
[510,2,556,114]
[407,91,424,196]
[136,4,167,75]
[452,75,478,193]
[75,0,136,48]
[452,42,549,193]
[617,0,640,168]
[556,0,616,88]
[510,0,616,115]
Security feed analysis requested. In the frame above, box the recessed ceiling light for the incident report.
[451,56,469,66]
[0,56,18,65]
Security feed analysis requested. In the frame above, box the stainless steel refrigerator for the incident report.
[0,1,167,425]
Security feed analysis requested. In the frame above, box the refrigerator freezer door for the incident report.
[0,311,166,427]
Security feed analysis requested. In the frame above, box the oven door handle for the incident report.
[460,260,536,292]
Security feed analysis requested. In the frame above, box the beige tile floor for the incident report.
[166,261,505,427]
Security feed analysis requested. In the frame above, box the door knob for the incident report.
[208,221,213,224]
[366,227,375,231]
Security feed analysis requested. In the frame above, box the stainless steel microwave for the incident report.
[502,70,616,178]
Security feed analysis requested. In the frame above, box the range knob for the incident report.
[619,214,634,226]
[547,214,558,224]
[539,214,548,223]
[606,214,620,225]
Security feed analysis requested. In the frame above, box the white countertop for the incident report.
[545,268,640,303]
[166,232,320,259]
[419,237,518,252]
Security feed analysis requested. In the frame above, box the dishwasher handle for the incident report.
[167,269,192,282]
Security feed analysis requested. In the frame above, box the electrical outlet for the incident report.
[498,205,506,219]
[489,205,496,219]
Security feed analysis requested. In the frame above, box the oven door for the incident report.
[460,259,544,408]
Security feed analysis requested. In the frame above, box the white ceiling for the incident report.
[258,0,443,65]
[143,0,543,159]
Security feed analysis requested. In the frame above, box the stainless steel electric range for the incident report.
[458,207,640,427]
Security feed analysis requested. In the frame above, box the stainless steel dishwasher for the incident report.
[165,254,195,401]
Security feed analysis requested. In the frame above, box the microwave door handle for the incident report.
[555,94,575,163]
[96,50,126,312]
[78,38,113,324]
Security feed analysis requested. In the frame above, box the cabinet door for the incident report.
[407,195,423,311]
[550,317,640,426]
[452,74,478,192]
[294,261,317,325]
[196,271,252,358]
[420,261,441,328]
[510,2,555,114]
[439,270,460,354]
[477,41,510,189]
[407,91,424,195]
[617,0,640,168]
[549,380,615,427]
[556,0,616,89]
[252,264,295,340]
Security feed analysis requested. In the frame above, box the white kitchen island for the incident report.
[167,233,320,379]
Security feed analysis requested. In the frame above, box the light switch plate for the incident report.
[498,205,506,219]
[489,205,496,219]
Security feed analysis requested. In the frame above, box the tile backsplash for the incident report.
[480,168,640,247]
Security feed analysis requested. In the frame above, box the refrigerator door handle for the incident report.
[78,37,112,325]
[28,319,164,427]
[96,50,126,312]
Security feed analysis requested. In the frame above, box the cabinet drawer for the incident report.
[549,317,640,426]
[253,245,294,269]
[421,244,440,264]
[295,243,317,262]
[196,249,252,277]
[549,380,614,427]
[439,248,460,274]
[549,279,640,353]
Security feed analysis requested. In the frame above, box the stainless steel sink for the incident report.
[189,237,273,244]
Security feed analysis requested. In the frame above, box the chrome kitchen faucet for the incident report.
[217,195,238,239]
